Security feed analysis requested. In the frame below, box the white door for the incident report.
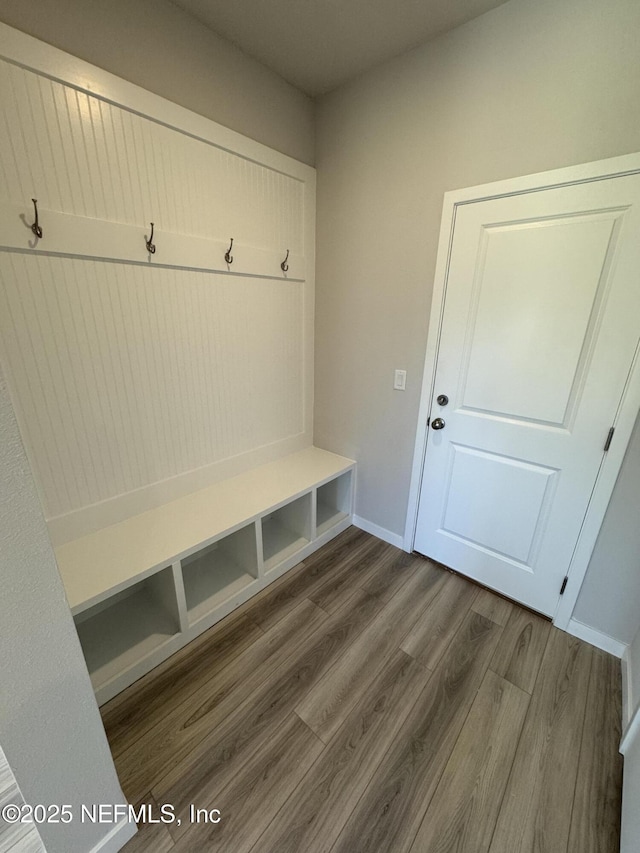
[414,173,640,616]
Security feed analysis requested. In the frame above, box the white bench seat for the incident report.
[55,446,355,704]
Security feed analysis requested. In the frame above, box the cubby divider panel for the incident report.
[181,523,259,625]
[262,493,312,572]
[316,471,353,537]
[73,566,180,691]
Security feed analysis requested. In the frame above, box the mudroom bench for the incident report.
[54,447,355,705]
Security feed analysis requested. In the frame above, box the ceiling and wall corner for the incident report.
[0,0,315,165]
[170,0,511,96]
[312,0,640,645]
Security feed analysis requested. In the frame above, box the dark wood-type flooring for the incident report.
[103,527,623,853]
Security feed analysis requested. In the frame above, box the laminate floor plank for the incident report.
[400,571,479,670]
[488,630,593,853]
[115,598,327,802]
[472,587,516,627]
[107,531,622,853]
[296,558,446,742]
[490,605,551,694]
[254,651,431,853]
[152,587,384,833]
[409,670,529,853]
[568,649,623,853]
[120,794,175,853]
[331,610,503,853]
[169,714,324,853]
[307,538,396,614]
[232,558,309,625]
[360,548,434,604]
[102,613,263,757]
[245,526,379,629]
[301,524,369,572]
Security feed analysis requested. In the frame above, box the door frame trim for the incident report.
[405,152,640,630]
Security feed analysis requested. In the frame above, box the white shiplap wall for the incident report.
[0,53,314,543]
[0,61,304,251]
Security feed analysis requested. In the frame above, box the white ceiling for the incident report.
[171,0,510,97]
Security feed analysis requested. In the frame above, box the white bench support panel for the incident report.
[55,447,355,705]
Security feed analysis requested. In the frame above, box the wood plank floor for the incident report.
[102,527,623,853]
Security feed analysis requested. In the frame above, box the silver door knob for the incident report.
[431,418,446,430]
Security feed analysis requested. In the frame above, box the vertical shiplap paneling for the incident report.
[0,56,310,529]
[0,255,304,520]
[0,61,305,253]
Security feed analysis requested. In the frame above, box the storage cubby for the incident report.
[58,447,355,704]
[74,567,180,691]
[262,493,312,572]
[316,471,353,537]
[181,524,259,625]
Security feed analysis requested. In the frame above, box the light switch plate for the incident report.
[394,369,407,391]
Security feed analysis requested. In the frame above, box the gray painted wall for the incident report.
[0,364,127,853]
[314,0,640,642]
[0,0,315,165]
[621,723,640,853]
[573,413,640,645]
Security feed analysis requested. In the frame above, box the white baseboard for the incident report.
[567,618,627,659]
[622,650,632,732]
[88,817,137,853]
[353,515,405,550]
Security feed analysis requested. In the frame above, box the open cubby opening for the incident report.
[316,471,353,537]
[181,523,259,625]
[262,493,312,572]
[73,566,180,691]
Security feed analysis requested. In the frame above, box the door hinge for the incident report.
[560,576,568,595]
[603,426,615,452]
